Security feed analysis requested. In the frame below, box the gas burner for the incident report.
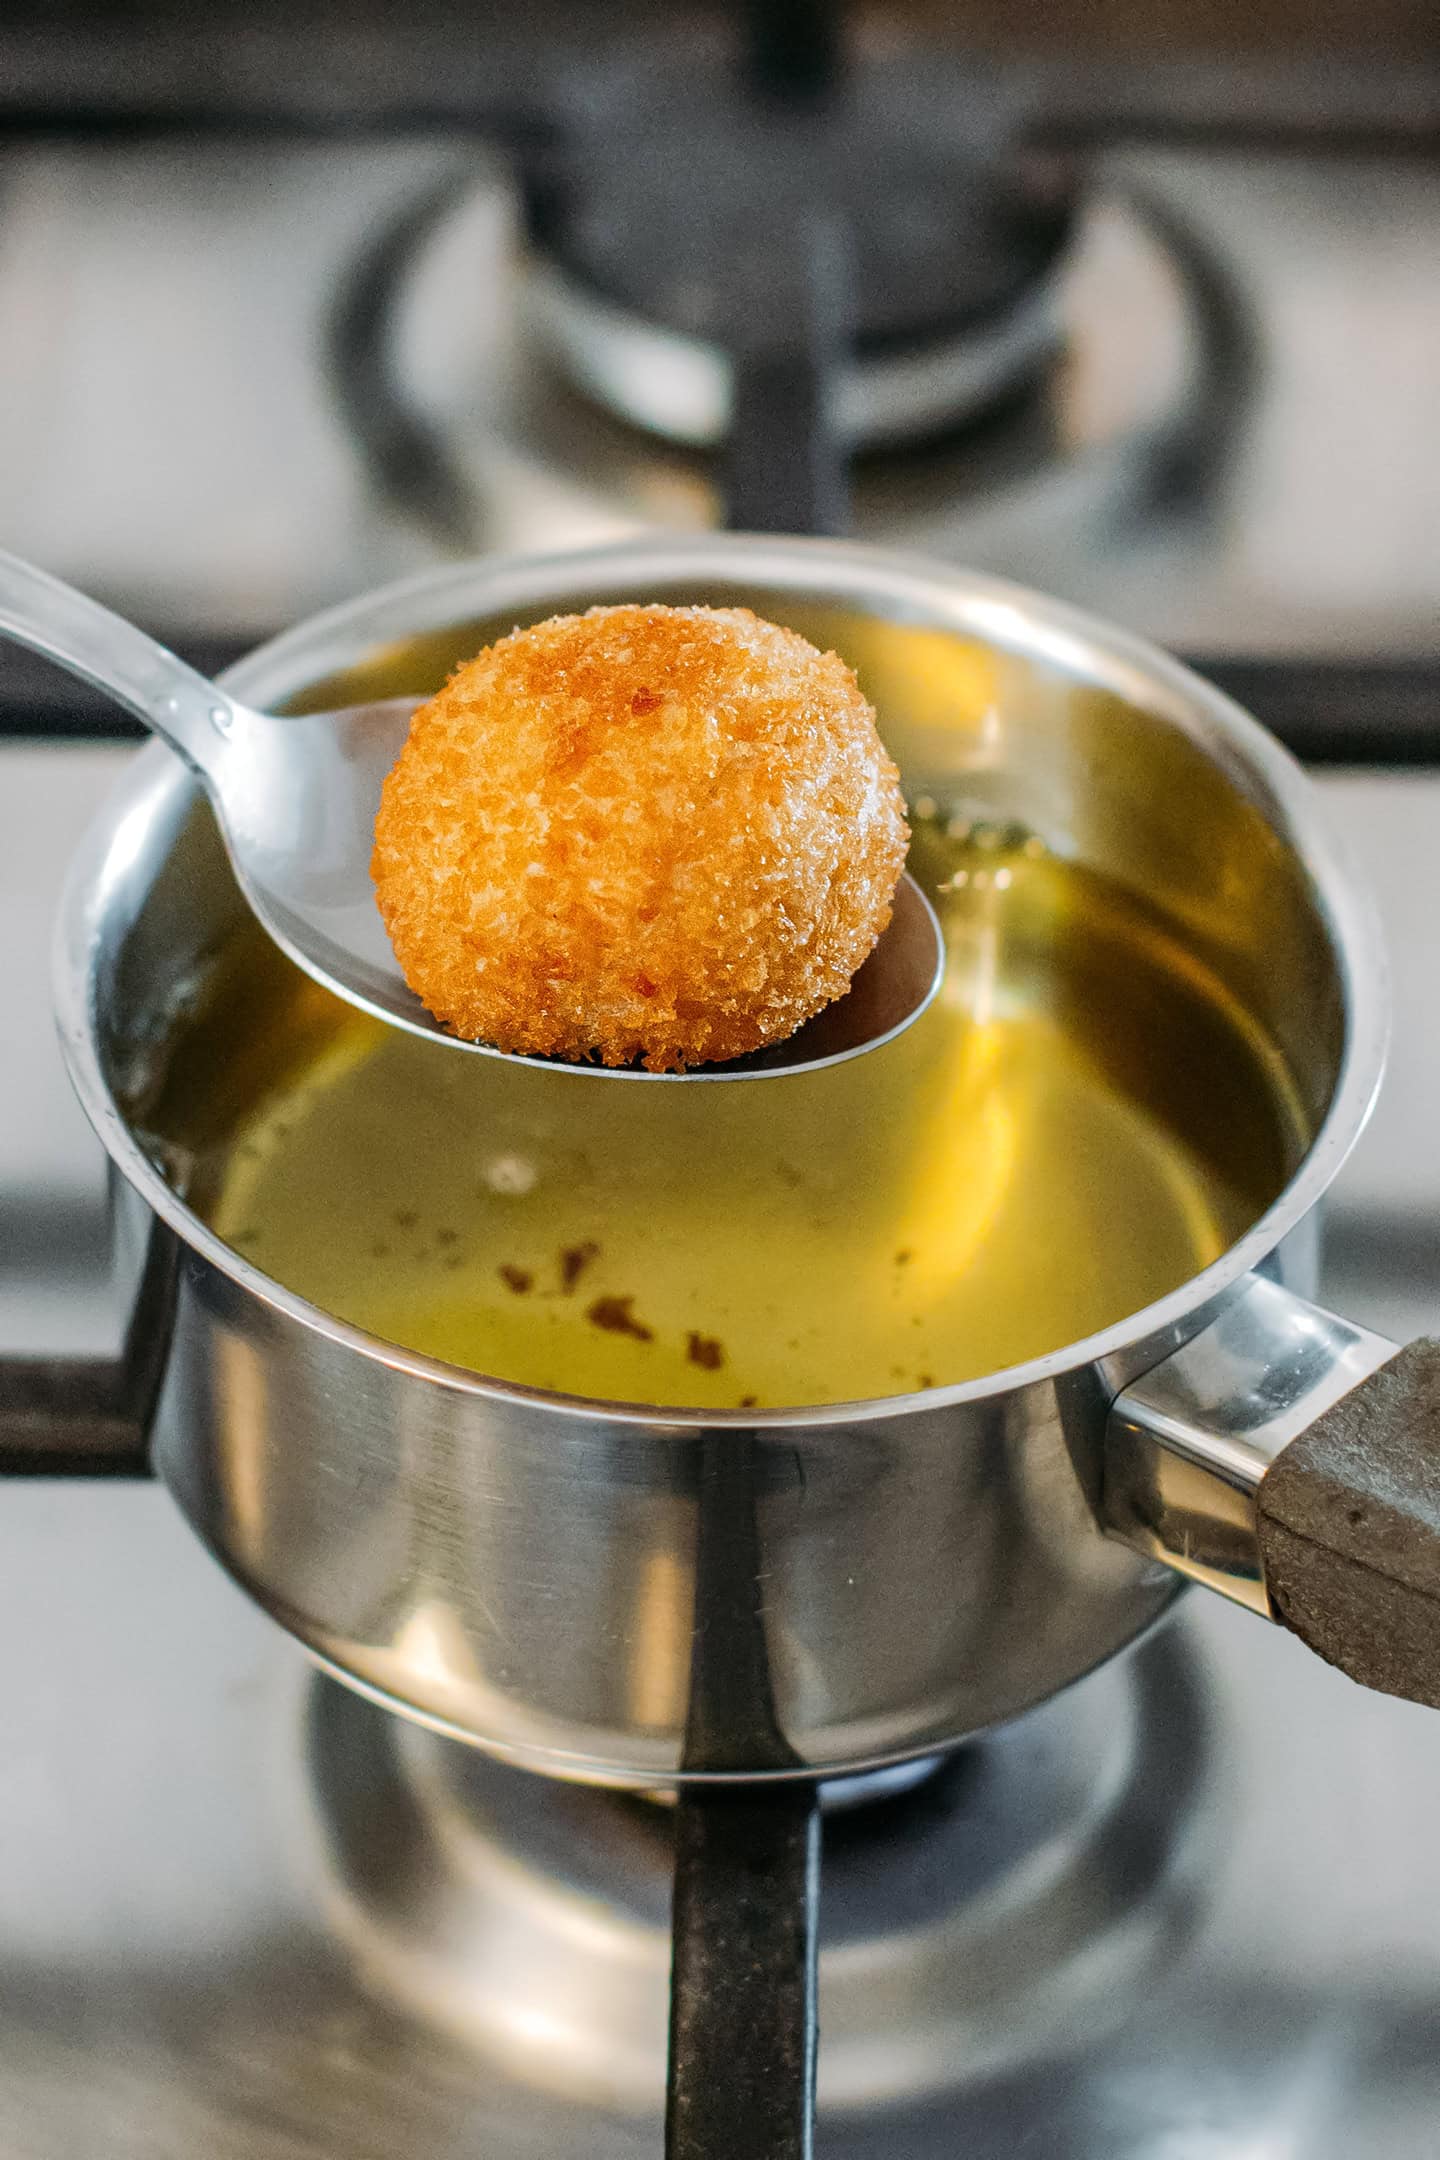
[519,248,1065,455]
[513,57,1075,452]
[304,1624,1214,2117]
[321,45,1253,562]
[331,161,1235,564]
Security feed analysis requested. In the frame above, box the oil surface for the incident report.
[131,813,1306,1408]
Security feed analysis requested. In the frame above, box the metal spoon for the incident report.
[0,549,943,1079]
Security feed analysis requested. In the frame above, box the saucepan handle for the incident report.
[1256,1339,1440,1702]
[1105,1272,1440,1706]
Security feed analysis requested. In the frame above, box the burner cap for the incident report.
[517,57,1077,449]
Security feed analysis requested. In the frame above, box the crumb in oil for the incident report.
[560,1241,601,1293]
[587,1295,653,1342]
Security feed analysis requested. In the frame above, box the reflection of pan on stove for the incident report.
[303,1618,1217,2124]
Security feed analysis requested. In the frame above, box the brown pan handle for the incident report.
[1257,1340,1440,1705]
[1105,1273,1440,1708]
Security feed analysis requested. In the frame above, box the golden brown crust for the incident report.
[371,604,909,1071]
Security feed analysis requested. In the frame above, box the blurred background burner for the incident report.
[511,51,1077,454]
[0,13,1432,649]
[328,128,1238,571]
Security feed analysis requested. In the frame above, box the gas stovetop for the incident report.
[0,127,1434,654]
[7,1488,1440,2157]
[1,26,1439,2158]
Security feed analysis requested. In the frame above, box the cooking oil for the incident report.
[130,811,1306,1408]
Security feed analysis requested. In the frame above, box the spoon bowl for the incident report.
[0,550,943,1077]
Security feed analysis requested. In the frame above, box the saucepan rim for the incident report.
[54,534,1389,1431]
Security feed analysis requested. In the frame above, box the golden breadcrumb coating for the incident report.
[371,604,909,1071]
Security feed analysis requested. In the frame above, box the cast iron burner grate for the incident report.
[4,639,1436,769]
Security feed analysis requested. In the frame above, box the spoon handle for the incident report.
[0,548,240,778]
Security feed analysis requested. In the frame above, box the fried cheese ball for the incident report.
[372,604,909,1071]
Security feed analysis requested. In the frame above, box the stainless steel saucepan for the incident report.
[4,535,1437,1786]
